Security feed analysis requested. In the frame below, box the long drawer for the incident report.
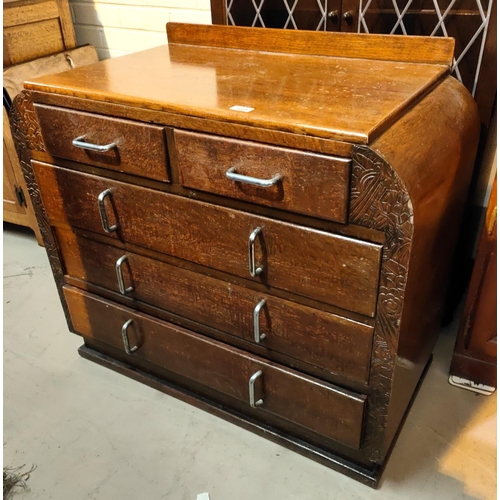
[34,161,382,316]
[56,228,374,384]
[64,285,367,449]
[174,129,351,223]
[34,104,170,182]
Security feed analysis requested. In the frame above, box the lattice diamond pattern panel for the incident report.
[227,0,329,31]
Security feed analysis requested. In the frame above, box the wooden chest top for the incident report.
[24,23,454,144]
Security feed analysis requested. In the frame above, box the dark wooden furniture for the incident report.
[450,177,497,388]
[11,23,480,487]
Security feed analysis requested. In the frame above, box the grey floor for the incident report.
[3,225,496,500]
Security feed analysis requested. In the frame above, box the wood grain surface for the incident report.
[64,285,367,449]
[166,22,455,65]
[78,343,381,486]
[24,29,449,144]
[4,18,64,66]
[349,75,480,462]
[34,161,383,316]
[3,0,59,27]
[35,104,170,182]
[56,228,375,383]
[32,91,354,158]
[174,129,351,222]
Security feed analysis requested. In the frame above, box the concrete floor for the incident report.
[3,224,496,500]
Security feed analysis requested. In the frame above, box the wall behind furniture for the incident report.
[69,0,211,60]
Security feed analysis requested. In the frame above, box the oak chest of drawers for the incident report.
[11,23,480,487]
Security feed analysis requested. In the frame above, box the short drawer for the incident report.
[64,285,367,449]
[174,130,351,223]
[34,162,382,316]
[34,104,169,182]
[57,229,374,384]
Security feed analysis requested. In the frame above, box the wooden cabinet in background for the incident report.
[450,177,497,388]
[3,105,42,243]
[3,45,99,244]
[2,0,83,243]
[3,0,76,67]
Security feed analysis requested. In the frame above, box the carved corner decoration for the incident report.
[350,145,414,463]
[9,90,73,329]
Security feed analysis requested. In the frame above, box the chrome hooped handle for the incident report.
[97,188,118,234]
[121,319,139,354]
[115,255,134,295]
[248,370,264,408]
[72,135,116,152]
[248,227,263,277]
[253,300,267,343]
[226,167,281,188]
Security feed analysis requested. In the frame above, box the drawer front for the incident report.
[35,162,382,316]
[174,130,351,223]
[64,285,367,449]
[57,229,374,384]
[34,104,169,182]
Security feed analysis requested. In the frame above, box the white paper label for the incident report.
[229,105,254,112]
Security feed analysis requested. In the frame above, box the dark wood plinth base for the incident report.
[78,344,433,488]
